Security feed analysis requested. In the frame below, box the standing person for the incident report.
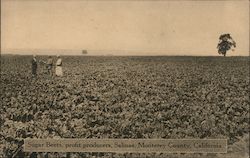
[55,55,63,77]
[47,56,53,76]
[31,55,38,77]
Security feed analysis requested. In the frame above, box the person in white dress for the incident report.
[55,55,63,76]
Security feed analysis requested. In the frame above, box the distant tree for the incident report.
[217,34,236,57]
[82,50,88,55]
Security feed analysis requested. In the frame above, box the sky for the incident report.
[1,0,249,56]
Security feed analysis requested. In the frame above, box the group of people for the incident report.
[31,55,63,77]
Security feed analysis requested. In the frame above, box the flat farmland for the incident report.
[0,55,249,157]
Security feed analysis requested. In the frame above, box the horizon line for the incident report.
[1,48,249,56]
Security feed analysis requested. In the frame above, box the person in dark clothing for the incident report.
[31,55,38,77]
[46,56,53,76]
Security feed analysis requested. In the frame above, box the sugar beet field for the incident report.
[0,55,249,158]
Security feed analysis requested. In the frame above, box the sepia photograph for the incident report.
[1,0,249,158]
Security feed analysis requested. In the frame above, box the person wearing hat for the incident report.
[55,55,63,76]
[31,55,38,77]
